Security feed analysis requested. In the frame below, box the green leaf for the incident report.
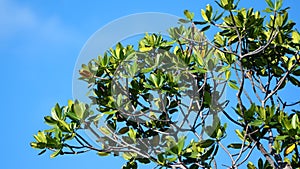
[74,101,84,119]
[66,111,80,121]
[51,105,60,120]
[228,81,239,90]
[275,0,283,10]
[214,0,223,9]
[137,158,151,164]
[292,31,300,43]
[139,46,152,52]
[44,116,57,125]
[170,145,179,155]
[265,0,274,9]
[35,131,47,143]
[143,82,153,89]
[263,7,273,13]
[216,128,223,139]
[249,119,264,127]
[194,21,208,25]
[177,136,186,155]
[178,18,190,23]
[220,0,228,7]
[157,153,165,165]
[50,149,61,158]
[198,139,215,148]
[57,120,71,132]
[273,140,281,154]
[215,12,224,22]
[293,69,300,76]
[67,100,73,108]
[64,133,76,140]
[149,74,158,88]
[291,114,299,129]
[257,107,266,121]
[140,67,153,73]
[97,151,110,156]
[225,70,231,80]
[200,25,211,32]
[275,135,288,141]
[54,103,62,119]
[201,9,209,22]
[284,143,296,156]
[118,127,129,134]
[288,76,300,87]
[235,129,244,141]
[166,156,177,163]
[184,10,194,21]
[247,161,256,169]
[103,110,118,115]
[272,66,284,77]
[128,128,136,143]
[228,35,239,45]
[38,149,47,155]
[30,142,38,148]
[283,117,293,130]
[288,57,296,70]
[206,4,213,19]
[214,33,225,47]
[227,143,243,149]
[30,142,45,149]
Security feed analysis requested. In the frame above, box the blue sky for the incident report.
[1,0,300,169]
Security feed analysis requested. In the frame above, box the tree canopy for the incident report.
[31,0,300,168]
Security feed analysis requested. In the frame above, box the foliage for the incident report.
[31,0,300,168]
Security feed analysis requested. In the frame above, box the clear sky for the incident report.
[1,0,300,169]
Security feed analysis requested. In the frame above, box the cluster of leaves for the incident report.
[30,101,94,158]
[31,0,300,168]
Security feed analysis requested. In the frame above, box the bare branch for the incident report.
[262,60,298,107]
[236,141,258,167]
[241,30,279,59]
[234,125,249,163]
[218,141,235,167]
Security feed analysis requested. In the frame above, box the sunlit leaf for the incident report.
[184,10,194,20]
[50,149,61,158]
[284,144,296,156]
[228,81,239,90]
[98,151,110,156]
